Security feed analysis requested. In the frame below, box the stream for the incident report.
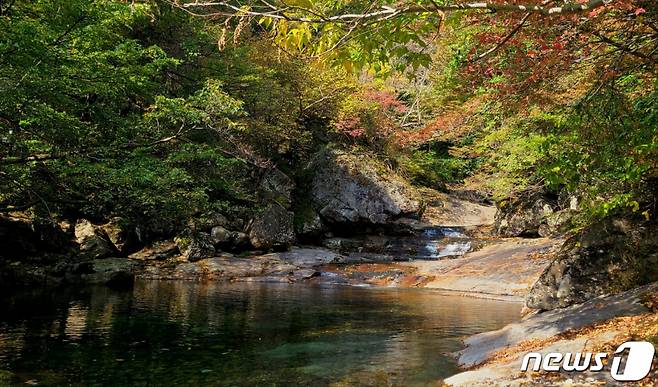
[323,226,477,261]
[0,280,521,386]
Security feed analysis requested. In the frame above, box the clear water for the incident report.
[0,280,521,386]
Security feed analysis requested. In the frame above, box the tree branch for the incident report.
[174,0,613,23]
[589,30,657,63]
[470,12,531,63]
[0,125,189,165]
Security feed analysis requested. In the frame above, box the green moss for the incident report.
[0,370,14,384]
[173,236,191,252]
[293,202,318,229]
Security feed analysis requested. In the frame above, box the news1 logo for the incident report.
[521,341,655,381]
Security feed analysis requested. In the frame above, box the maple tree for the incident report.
[170,0,656,75]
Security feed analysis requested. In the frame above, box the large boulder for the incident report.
[70,258,136,287]
[75,219,116,259]
[175,231,216,262]
[310,149,422,225]
[188,211,229,232]
[537,209,576,237]
[210,225,232,245]
[526,217,658,310]
[101,217,139,255]
[248,204,294,250]
[494,192,558,237]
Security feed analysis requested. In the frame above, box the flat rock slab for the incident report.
[445,330,623,386]
[138,247,343,281]
[419,189,497,227]
[403,238,560,298]
[455,282,658,368]
[258,247,344,266]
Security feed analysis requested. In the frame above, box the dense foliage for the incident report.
[0,0,347,236]
[1,0,656,238]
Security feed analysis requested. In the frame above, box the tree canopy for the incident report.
[1,0,656,235]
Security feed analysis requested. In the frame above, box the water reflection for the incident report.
[0,281,520,386]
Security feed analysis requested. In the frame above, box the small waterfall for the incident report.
[395,227,474,260]
[322,226,475,260]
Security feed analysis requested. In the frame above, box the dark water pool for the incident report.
[0,281,520,386]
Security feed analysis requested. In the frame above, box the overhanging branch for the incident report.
[469,12,532,62]
[174,0,613,23]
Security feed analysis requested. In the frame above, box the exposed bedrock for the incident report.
[309,149,422,228]
[526,216,658,310]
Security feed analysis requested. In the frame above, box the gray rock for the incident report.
[456,283,657,368]
[210,226,231,245]
[310,149,421,225]
[526,217,658,310]
[537,209,575,237]
[189,212,229,232]
[74,219,115,259]
[128,240,179,261]
[259,168,295,208]
[77,258,136,287]
[175,232,216,262]
[494,193,556,237]
[248,205,294,250]
[101,217,138,254]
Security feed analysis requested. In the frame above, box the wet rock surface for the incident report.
[139,248,337,282]
[321,226,478,261]
[404,237,561,298]
[72,258,137,287]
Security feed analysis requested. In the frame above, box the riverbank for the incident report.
[3,188,656,386]
[134,236,561,302]
[444,283,658,386]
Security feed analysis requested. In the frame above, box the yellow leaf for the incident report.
[286,0,313,8]
[342,60,353,74]
[629,200,640,212]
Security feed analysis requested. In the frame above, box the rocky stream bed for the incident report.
[2,149,657,386]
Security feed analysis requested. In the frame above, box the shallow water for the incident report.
[0,281,521,386]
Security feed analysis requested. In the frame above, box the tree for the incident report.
[167,0,656,73]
